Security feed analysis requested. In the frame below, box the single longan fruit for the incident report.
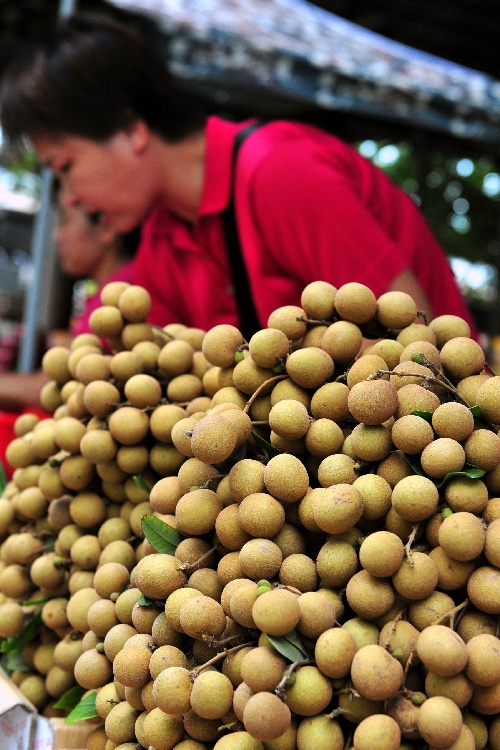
[202,324,244,367]
[348,379,399,425]
[392,551,439,600]
[285,347,334,389]
[391,474,439,522]
[420,438,466,479]
[263,453,309,503]
[190,413,238,465]
[321,319,363,364]
[359,530,405,577]
[243,691,292,742]
[301,280,337,319]
[346,569,395,620]
[395,320,437,344]
[438,511,486,561]
[376,290,418,330]
[282,665,333,718]
[417,695,463,747]
[440,337,485,380]
[464,633,500,688]
[432,402,475,441]
[248,328,290,368]
[399,340,441,370]
[190,670,234,720]
[353,714,401,750]
[350,423,393,462]
[315,627,357,679]
[391,414,434,455]
[267,306,307,341]
[334,282,377,324]
[464,429,500,473]
[107,406,149,446]
[252,588,300,636]
[124,373,162,408]
[429,314,471,347]
[416,624,468,677]
[178,594,226,639]
[135,553,187,600]
[467,565,500,614]
[313,483,364,534]
[117,285,152,322]
[350,644,404,701]
[268,399,311,440]
[42,346,71,383]
[239,538,283,580]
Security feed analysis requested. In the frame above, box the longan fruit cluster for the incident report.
[0,278,499,750]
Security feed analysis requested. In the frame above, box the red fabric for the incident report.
[133,116,476,336]
[0,407,49,480]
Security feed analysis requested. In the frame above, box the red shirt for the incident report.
[134,116,476,334]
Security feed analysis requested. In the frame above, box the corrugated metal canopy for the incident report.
[110,0,500,150]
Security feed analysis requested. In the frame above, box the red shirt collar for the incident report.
[141,116,252,250]
[198,115,244,217]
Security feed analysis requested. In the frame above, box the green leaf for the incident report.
[403,454,424,475]
[469,405,483,417]
[404,454,485,488]
[137,594,154,607]
[53,685,86,710]
[410,409,433,423]
[64,691,99,724]
[435,464,486,488]
[0,462,7,494]
[213,441,248,472]
[133,474,151,495]
[0,650,31,675]
[281,630,310,658]
[141,514,181,554]
[267,631,309,663]
[0,611,42,654]
[22,597,50,607]
[250,430,282,458]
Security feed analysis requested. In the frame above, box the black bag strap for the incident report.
[221,121,263,342]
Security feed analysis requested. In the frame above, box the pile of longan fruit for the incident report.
[0,278,499,750]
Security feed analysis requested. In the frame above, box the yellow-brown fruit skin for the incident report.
[135,554,187,600]
[348,379,399,425]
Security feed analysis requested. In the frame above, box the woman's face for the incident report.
[33,127,155,234]
[55,204,111,278]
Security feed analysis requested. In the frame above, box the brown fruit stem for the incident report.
[274,659,315,697]
[150,323,174,341]
[401,650,418,697]
[404,524,421,565]
[190,641,255,680]
[179,544,220,574]
[243,374,288,414]
[297,315,335,326]
[433,598,469,629]
[381,608,407,652]
[368,368,471,408]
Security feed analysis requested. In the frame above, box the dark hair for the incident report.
[0,12,207,150]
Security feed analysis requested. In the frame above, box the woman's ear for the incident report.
[127,119,150,155]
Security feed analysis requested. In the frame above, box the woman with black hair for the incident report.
[0,12,476,339]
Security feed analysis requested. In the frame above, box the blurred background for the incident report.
[1,0,499,371]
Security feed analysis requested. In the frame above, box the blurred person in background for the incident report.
[0,199,136,412]
[0,12,477,343]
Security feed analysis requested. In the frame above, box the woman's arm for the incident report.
[0,370,49,412]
